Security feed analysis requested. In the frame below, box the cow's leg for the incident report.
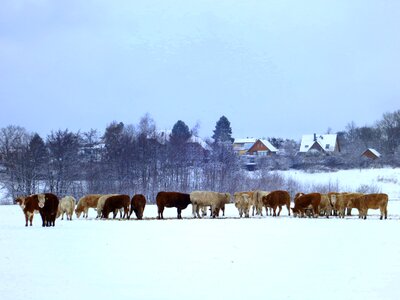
[157,205,164,219]
[125,207,129,219]
[25,213,29,227]
[177,208,182,219]
[277,205,282,216]
[287,204,291,216]
[195,205,201,218]
[40,211,45,227]
[313,205,319,218]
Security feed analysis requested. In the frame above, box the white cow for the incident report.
[190,191,231,218]
[57,196,76,220]
[252,190,270,216]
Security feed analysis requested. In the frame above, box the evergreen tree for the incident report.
[212,116,234,143]
[170,120,191,145]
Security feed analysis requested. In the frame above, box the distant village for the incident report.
[232,134,381,171]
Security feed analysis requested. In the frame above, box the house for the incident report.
[361,148,381,160]
[233,138,278,170]
[247,139,278,156]
[233,138,258,155]
[299,133,340,154]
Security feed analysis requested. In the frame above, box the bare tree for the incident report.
[46,129,82,195]
[0,125,31,201]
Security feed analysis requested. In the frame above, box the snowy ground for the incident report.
[1,202,400,300]
[276,168,400,200]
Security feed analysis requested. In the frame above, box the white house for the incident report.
[299,134,340,153]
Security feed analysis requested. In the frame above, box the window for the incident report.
[325,144,330,149]
[305,145,309,148]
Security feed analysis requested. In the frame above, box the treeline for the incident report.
[0,110,399,204]
[0,115,245,203]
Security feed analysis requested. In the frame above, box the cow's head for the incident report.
[347,199,354,208]
[15,197,26,210]
[225,193,231,203]
[330,194,337,206]
[136,207,144,220]
[291,207,299,218]
[38,194,45,208]
[75,209,82,218]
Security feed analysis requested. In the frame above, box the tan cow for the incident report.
[234,193,252,218]
[347,193,388,220]
[57,196,76,220]
[190,191,231,218]
[75,194,103,218]
[319,194,333,218]
[252,190,270,216]
[332,193,364,218]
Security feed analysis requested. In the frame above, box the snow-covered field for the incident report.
[1,201,400,300]
[277,168,400,200]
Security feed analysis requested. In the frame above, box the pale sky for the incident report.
[1,0,399,140]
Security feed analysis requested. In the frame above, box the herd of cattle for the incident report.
[14,190,389,227]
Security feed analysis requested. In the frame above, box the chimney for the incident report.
[313,133,317,141]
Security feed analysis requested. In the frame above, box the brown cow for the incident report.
[15,194,43,227]
[102,194,130,219]
[16,193,59,227]
[156,191,191,219]
[262,190,291,217]
[40,193,59,227]
[130,194,146,220]
[347,193,388,220]
[292,193,321,218]
[75,194,103,218]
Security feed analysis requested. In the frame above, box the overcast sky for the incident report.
[1,0,399,141]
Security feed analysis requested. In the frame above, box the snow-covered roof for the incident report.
[368,148,381,157]
[233,138,278,153]
[364,148,381,158]
[233,138,257,144]
[299,134,338,152]
[233,138,257,152]
[259,139,278,152]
